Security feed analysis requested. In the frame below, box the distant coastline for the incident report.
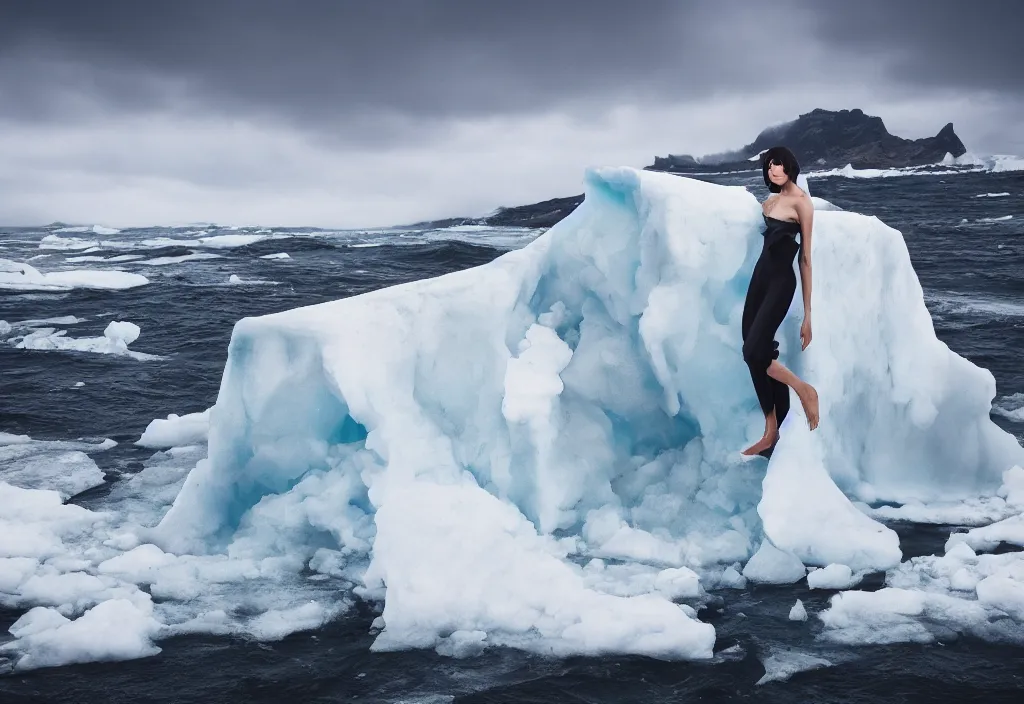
[417,108,968,230]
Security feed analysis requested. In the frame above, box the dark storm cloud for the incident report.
[0,0,730,126]
[806,0,1024,93]
[1,0,1019,134]
[0,0,1021,227]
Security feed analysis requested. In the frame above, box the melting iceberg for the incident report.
[144,166,1022,659]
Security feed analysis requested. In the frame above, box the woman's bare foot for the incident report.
[798,383,820,430]
[742,430,778,456]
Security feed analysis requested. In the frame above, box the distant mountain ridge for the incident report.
[420,108,967,229]
[649,108,966,173]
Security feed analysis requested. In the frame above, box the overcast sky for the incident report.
[1,0,1021,227]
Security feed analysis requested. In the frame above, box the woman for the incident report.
[741,146,819,457]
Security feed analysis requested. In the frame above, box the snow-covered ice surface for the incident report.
[2,167,1024,685]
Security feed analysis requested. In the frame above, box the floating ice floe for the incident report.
[0,259,149,292]
[0,433,113,500]
[2,319,163,361]
[136,410,211,449]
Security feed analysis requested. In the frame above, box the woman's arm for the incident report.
[796,198,814,348]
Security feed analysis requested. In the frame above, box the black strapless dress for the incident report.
[741,215,802,426]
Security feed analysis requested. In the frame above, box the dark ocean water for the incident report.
[1,169,1023,702]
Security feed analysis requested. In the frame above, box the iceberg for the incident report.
[143,166,1023,659]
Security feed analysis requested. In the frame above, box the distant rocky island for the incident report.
[422,109,966,230]
[651,108,966,173]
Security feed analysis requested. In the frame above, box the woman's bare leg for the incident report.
[741,409,778,455]
[766,359,819,430]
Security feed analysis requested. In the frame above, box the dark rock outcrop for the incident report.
[411,194,584,230]
[649,108,967,173]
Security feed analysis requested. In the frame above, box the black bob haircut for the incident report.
[761,146,800,193]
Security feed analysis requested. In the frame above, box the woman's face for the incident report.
[767,160,789,187]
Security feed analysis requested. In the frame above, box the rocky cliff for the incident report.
[650,108,966,172]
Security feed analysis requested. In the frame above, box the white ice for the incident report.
[136,410,211,449]
[806,564,862,590]
[4,166,1023,670]
[0,259,149,291]
[789,599,807,621]
[145,167,1021,660]
[0,434,112,499]
[742,541,806,584]
[808,153,1024,180]
[4,320,163,361]
[756,647,832,685]
[819,467,1024,646]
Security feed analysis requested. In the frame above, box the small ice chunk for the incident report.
[435,629,488,658]
[756,648,832,685]
[719,565,747,589]
[653,567,701,600]
[807,564,861,590]
[260,253,291,260]
[742,541,806,584]
[104,321,140,347]
[818,587,988,646]
[0,557,40,593]
[0,436,111,499]
[246,601,342,640]
[136,409,211,449]
[999,466,1024,508]
[98,544,177,583]
[12,320,161,361]
[789,599,808,621]
[975,575,1024,621]
[0,259,149,291]
[2,598,162,671]
[946,514,1024,553]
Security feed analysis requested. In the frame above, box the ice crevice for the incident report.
[4,166,1023,669]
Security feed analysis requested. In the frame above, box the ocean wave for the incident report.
[993,393,1024,422]
[807,153,1024,180]
[926,292,1024,319]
